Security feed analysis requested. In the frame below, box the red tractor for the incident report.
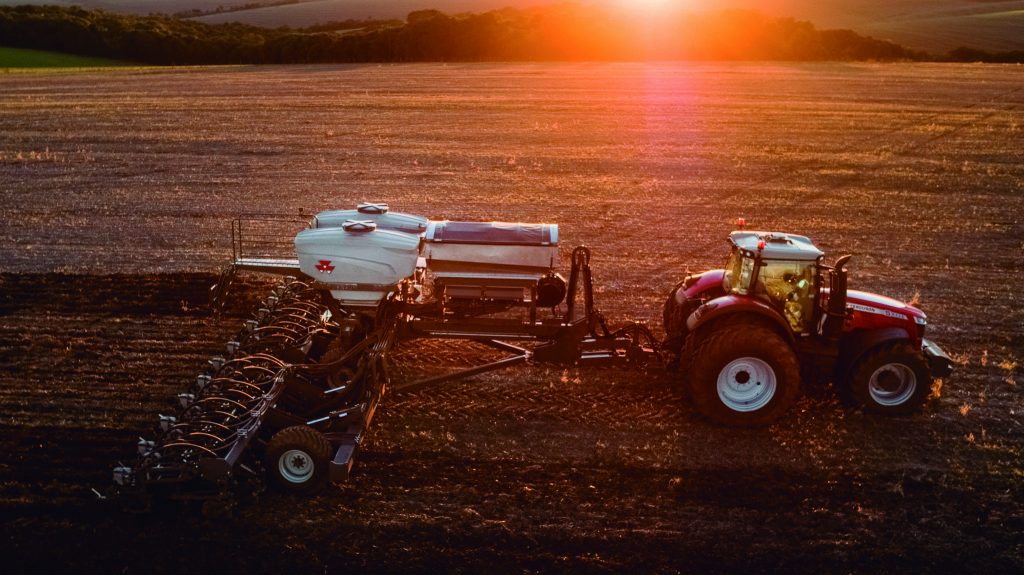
[664,230,953,426]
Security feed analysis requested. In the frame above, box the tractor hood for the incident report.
[846,290,927,336]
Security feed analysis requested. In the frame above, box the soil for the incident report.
[1,63,1022,573]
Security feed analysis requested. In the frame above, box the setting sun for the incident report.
[616,0,691,13]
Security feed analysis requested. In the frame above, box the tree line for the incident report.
[0,4,1019,65]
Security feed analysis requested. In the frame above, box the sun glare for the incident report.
[620,0,693,13]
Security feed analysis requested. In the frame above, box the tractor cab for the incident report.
[722,232,824,335]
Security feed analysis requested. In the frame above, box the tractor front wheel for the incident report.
[265,425,332,494]
[688,324,801,427]
[847,343,930,415]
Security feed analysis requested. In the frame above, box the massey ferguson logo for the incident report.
[315,260,335,273]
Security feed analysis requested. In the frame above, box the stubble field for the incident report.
[1,62,1023,573]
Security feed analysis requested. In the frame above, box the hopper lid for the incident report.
[343,219,377,233]
[357,203,389,215]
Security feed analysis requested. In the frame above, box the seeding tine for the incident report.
[112,466,133,486]
[226,340,239,356]
[178,393,195,408]
[137,438,155,456]
[196,374,212,391]
[158,415,176,432]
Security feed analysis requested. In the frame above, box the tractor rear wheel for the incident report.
[265,425,332,494]
[688,323,801,427]
[847,343,930,415]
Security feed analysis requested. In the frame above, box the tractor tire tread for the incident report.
[847,341,930,416]
[688,323,800,427]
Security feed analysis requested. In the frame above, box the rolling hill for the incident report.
[759,0,1024,53]
[1,0,1021,53]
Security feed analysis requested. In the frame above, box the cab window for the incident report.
[723,250,755,295]
[756,260,816,333]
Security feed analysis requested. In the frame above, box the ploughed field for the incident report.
[1,63,1022,573]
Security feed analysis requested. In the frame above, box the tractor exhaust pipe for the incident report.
[822,254,852,339]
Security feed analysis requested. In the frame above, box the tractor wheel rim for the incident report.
[868,363,916,406]
[279,449,314,483]
[717,357,776,412]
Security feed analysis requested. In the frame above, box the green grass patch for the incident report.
[0,46,130,68]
